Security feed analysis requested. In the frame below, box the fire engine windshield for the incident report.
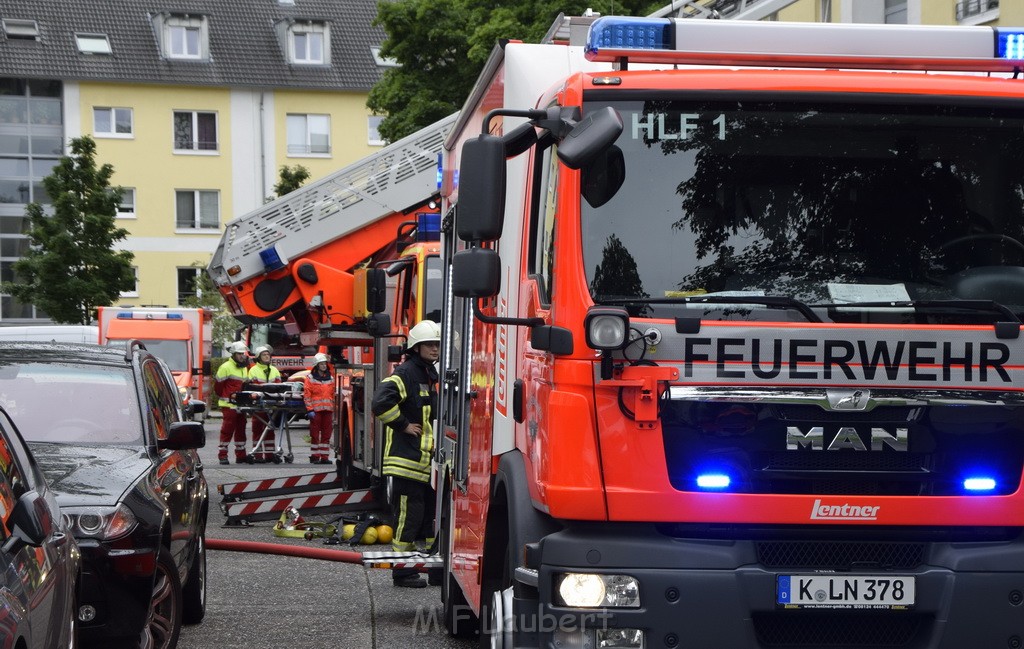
[580,96,1024,323]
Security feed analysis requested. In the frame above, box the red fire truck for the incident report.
[434,15,1024,648]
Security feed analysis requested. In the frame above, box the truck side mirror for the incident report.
[457,135,506,242]
[557,106,624,170]
[452,248,500,298]
[531,325,574,355]
[201,360,211,375]
[365,268,387,314]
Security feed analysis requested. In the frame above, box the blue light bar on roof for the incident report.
[996,29,1024,60]
[586,17,672,55]
[585,17,1024,73]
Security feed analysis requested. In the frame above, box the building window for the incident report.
[76,33,112,55]
[177,267,202,304]
[161,15,207,59]
[2,19,40,41]
[884,0,907,24]
[116,188,136,218]
[286,114,330,155]
[289,22,327,64]
[94,107,133,137]
[371,47,399,67]
[0,79,62,208]
[173,111,217,152]
[121,267,139,298]
[368,116,385,146]
[957,0,999,23]
[175,190,219,230]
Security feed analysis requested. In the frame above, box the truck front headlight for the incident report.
[555,573,640,608]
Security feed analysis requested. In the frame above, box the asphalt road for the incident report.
[177,415,476,649]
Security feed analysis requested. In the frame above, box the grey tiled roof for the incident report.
[0,0,386,91]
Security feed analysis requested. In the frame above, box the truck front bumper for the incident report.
[510,524,1024,649]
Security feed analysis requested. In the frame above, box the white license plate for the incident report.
[777,575,915,609]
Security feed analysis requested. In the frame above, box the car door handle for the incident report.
[52,531,69,547]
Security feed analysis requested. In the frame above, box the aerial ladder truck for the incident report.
[207,113,455,526]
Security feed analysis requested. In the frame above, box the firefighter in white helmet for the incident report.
[303,352,334,464]
[215,341,250,464]
[371,320,441,588]
[249,344,282,463]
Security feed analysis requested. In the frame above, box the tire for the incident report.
[337,414,370,490]
[182,532,207,624]
[146,548,182,649]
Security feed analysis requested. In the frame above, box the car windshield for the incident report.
[108,338,188,371]
[0,362,143,444]
[580,96,1024,324]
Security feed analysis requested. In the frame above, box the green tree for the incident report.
[272,165,311,198]
[369,0,662,142]
[4,136,134,324]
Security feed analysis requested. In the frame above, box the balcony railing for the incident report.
[956,0,999,21]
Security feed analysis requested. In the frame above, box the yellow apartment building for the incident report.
[0,0,390,319]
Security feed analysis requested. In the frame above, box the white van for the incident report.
[0,325,100,344]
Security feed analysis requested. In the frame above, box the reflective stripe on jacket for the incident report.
[216,359,249,409]
[371,356,437,483]
[303,370,334,412]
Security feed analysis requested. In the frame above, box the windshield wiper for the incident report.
[815,299,1021,339]
[599,295,824,327]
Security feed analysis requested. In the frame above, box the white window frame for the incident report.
[93,107,133,138]
[286,114,331,157]
[120,266,139,298]
[368,116,385,146]
[76,33,112,55]
[165,16,204,59]
[371,47,399,67]
[172,110,218,154]
[175,189,220,231]
[289,22,327,64]
[117,188,136,219]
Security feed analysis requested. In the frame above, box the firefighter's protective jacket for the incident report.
[372,355,437,483]
[215,358,249,409]
[303,368,334,412]
[249,362,281,384]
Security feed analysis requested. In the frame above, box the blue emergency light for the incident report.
[586,17,1024,73]
[586,17,672,53]
[962,477,997,492]
[996,30,1024,60]
[259,245,286,271]
[116,312,183,319]
[695,473,731,490]
[416,212,441,242]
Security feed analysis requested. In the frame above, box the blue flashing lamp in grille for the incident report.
[695,473,732,490]
[436,153,443,190]
[586,17,673,56]
[962,477,997,492]
[416,212,441,242]
[259,246,286,271]
[996,30,1024,60]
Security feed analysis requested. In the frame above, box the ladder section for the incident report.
[210,112,457,287]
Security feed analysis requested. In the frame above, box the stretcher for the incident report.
[232,381,306,464]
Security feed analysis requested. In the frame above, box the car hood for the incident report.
[28,443,149,507]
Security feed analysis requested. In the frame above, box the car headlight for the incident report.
[555,573,641,608]
[63,504,137,540]
[584,307,630,351]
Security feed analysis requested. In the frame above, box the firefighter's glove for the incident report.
[306,411,316,420]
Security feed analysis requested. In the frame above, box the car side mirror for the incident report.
[160,421,206,450]
[187,400,207,420]
[2,490,49,554]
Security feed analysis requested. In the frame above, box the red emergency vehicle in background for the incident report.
[433,15,1024,648]
[97,305,212,404]
[209,114,453,488]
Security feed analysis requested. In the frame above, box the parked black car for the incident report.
[0,405,80,649]
[0,341,208,649]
